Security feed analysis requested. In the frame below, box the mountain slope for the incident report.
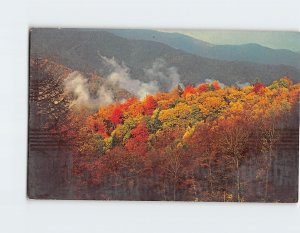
[107,29,300,68]
[30,28,300,86]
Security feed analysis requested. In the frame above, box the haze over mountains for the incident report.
[107,29,300,68]
[30,28,300,87]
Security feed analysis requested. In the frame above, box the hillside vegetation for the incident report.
[57,77,299,202]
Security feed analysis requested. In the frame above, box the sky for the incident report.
[160,30,300,52]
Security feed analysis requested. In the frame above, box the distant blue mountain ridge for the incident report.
[106,29,300,69]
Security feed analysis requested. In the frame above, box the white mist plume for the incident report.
[101,56,182,99]
[64,56,182,109]
[101,56,159,99]
[64,71,114,109]
[144,58,182,91]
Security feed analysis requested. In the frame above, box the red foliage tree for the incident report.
[143,95,157,115]
[125,122,149,156]
[253,82,265,94]
[196,83,209,92]
[211,81,221,90]
[120,97,137,111]
[110,106,124,125]
[95,120,108,138]
[183,85,196,97]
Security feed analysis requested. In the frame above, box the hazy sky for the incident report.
[160,30,300,52]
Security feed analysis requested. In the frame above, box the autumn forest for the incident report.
[28,29,299,202]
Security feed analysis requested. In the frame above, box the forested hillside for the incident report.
[28,29,299,202]
[50,76,299,201]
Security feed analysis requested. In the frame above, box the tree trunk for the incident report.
[173,176,177,201]
[173,171,178,201]
[191,174,197,201]
[264,148,272,201]
[223,179,228,202]
[163,179,167,201]
[208,159,213,195]
[236,158,241,202]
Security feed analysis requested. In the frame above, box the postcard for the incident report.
[28,28,299,202]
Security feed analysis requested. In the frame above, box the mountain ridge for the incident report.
[30,28,300,86]
[107,29,300,68]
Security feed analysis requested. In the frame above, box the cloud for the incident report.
[64,71,114,109]
[101,56,181,99]
[143,58,182,91]
[64,56,183,110]
[101,56,159,99]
